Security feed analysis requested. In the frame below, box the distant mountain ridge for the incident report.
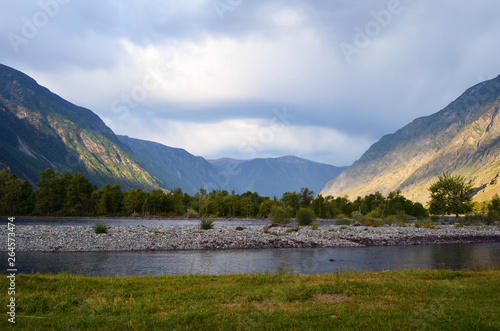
[119,136,346,196]
[210,156,347,197]
[321,74,500,203]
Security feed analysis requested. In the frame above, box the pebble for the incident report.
[1,224,499,252]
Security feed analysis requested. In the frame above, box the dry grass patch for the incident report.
[313,293,352,303]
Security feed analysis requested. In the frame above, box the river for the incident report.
[3,243,498,276]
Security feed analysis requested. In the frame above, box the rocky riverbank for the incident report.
[1,223,499,252]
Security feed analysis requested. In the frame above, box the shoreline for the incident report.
[1,223,499,252]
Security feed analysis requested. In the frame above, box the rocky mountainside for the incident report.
[0,64,161,190]
[118,136,226,194]
[321,74,500,203]
[210,156,346,198]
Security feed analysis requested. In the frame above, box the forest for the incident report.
[0,168,435,220]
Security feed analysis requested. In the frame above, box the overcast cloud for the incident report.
[2,0,500,165]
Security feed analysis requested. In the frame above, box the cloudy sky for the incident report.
[2,0,500,166]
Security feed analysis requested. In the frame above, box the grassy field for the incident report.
[1,269,499,330]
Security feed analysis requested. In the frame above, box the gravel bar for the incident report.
[1,224,499,252]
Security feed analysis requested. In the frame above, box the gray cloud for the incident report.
[2,0,500,165]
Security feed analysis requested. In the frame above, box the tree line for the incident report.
[1,169,499,220]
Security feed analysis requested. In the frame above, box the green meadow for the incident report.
[1,269,499,330]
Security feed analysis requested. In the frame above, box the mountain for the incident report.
[0,64,161,190]
[119,136,346,197]
[210,156,346,197]
[0,63,345,197]
[118,135,226,194]
[321,74,500,203]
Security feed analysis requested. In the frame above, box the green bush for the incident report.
[384,215,396,226]
[296,208,316,226]
[335,214,352,225]
[366,210,383,219]
[351,211,364,224]
[235,226,244,231]
[310,223,320,230]
[414,220,437,229]
[185,208,198,219]
[269,207,291,224]
[488,211,500,222]
[465,212,484,224]
[395,211,410,223]
[370,219,384,227]
[93,220,109,234]
[199,215,214,230]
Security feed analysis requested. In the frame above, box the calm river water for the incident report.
[3,243,499,276]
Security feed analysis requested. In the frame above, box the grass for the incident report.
[199,215,214,230]
[92,220,109,234]
[1,269,499,330]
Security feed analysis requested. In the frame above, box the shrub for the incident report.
[235,226,244,231]
[384,215,396,226]
[366,210,383,219]
[199,215,214,230]
[185,208,198,219]
[310,223,320,230]
[269,207,291,224]
[395,211,410,223]
[466,212,483,222]
[414,220,436,229]
[488,211,500,222]
[336,215,352,225]
[370,219,384,227]
[296,208,316,226]
[93,220,109,234]
[351,211,364,224]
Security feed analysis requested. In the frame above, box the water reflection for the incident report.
[2,243,498,276]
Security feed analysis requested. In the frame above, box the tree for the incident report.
[487,194,500,221]
[91,184,123,215]
[35,169,66,214]
[299,188,314,208]
[122,188,146,215]
[488,194,500,213]
[281,191,300,214]
[0,171,34,214]
[64,173,96,215]
[428,172,473,221]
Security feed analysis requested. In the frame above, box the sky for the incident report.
[1,0,500,166]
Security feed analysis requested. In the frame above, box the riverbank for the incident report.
[2,223,499,252]
[1,269,499,329]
